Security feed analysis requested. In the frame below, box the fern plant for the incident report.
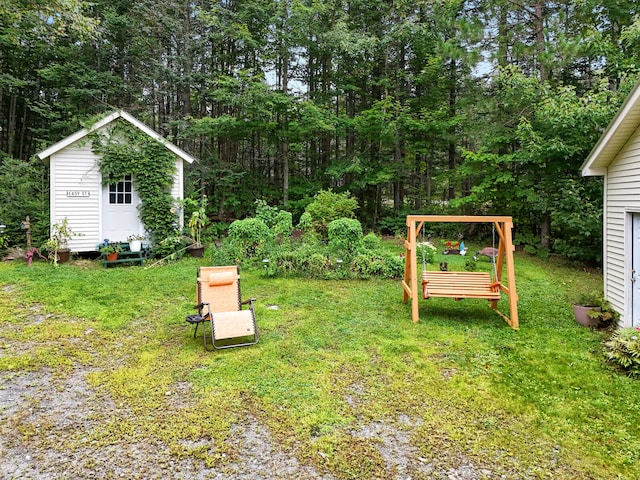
[604,328,640,377]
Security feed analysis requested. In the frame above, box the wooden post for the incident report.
[503,219,519,329]
[401,218,420,323]
[22,216,31,248]
[410,220,419,322]
[402,223,412,304]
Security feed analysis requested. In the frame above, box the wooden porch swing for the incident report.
[402,215,519,330]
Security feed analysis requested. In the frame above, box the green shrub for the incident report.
[418,241,437,265]
[274,210,293,242]
[270,242,313,275]
[204,221,230,240]
[351,250,404,278]
[362,232,381,250]
[297,211,313,231]
[273,250,298,275]
[210,241,243,265]
[379,213,407,236]
[227,218,273,259]
[604,328,640,377]
[305,253,330,277]
[154,235,187,260]
[216,212,402,280]
[255,199,281,228]
[254,199,293,246]
[304,190,358,241]
[328,218,363,259]
[465,257,478,271]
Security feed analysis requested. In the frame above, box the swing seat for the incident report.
[422,271,501,300]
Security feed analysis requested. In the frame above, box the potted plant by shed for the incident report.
[127,234,145,253]
[573,291,619,328]
[44,217,80,265]
[185,196,208,258]
[100,242,122,261]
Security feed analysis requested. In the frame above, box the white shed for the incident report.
[581,78,640,328]
[37,110,195,252]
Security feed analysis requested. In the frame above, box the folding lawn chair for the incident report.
[185,265,258,350]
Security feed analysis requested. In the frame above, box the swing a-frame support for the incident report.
[402,215,519,330]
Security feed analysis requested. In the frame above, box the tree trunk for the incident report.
[394,128,403,211]
[497,2,509,68]
[534,0,547,81]
[8,93,17,158]
[540,215,551,249]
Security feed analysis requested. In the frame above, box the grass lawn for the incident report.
[0,248,638,479]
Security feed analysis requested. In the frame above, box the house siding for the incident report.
[171,158,185,227]
[605,124,640,326]
[50,141,102,252]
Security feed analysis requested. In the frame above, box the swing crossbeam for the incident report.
[402,215,519,330]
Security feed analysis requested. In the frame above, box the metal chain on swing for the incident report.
[421,225,427,273]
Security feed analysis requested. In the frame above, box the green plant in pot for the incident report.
[185,195,208,257]
[99,241,123,261]
[573,291,619,328]
[44,217,80,265]
[127,234,146,253]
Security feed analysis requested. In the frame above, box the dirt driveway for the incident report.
[0,287,499,480]
[0,367,492,480]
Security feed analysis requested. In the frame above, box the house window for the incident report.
[109,175,133,204]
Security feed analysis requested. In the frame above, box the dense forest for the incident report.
[2,0,640,261]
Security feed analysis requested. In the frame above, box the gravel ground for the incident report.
[0,365,499,480]
[0,290,500,479]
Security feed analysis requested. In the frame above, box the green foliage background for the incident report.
[2,1,640,261]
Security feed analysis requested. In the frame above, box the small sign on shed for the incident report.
[66,191,91,197]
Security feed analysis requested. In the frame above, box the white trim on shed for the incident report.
[38,110,195,166]
[581,80,640,176]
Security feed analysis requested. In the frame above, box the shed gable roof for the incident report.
[36,110,196,166]
[581,78,640,176]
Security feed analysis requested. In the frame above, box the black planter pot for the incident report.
[188,245,205,258]
[57,249,71,263]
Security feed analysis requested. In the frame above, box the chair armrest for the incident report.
[242,298,257,311]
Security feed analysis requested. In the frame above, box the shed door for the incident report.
[633,214,640,327]
[102,175,142,242]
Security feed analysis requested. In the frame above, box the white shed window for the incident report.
[109,175,133,204]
